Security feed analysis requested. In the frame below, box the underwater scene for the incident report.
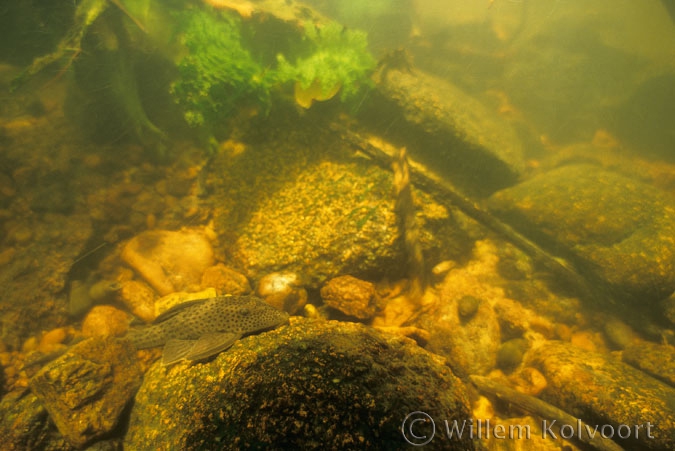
[0,0,674,449]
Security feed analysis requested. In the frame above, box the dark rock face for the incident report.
[29,337,142,448]
[126,318,475,450]
[489,164,675,302]
[0,391,72,451]
[526,341,675,451]
[363,67,525,197]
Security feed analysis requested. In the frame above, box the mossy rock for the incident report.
[489,164,675,302]
[526,341,675,450]
[125,317,474,450]
[210,115,471,288]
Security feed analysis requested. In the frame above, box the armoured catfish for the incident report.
[127,295,289,366]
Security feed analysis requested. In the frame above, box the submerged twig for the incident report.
[470,375,624,451]
[333,122,615,308]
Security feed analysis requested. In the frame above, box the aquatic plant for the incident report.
[169,8,271,128]
[276,22,376,108]
[170,8,376,126]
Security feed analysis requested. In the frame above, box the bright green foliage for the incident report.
[169,9,270,127]
[170,8,375,131]
[276,22,376,101]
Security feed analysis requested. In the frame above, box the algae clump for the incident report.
[276,22,376,108]
[169,8,271,129]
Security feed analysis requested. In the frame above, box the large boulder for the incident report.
[210,117,471,289]
[362,67,524,197]
[489,164,675,302]
[126,317,474,450]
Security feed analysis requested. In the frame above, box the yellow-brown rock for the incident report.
[37,328,68,354]
[257,272,307,315]
[201,263,252,295]
[82,305,130,338]
[121,229,214,296]
[320,275,377,320]
[119,280,157,323]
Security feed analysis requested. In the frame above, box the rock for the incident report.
[201,263,251,295]
[30,337,142,448]
[210,116,471,289]
[623,341,675,388]
[417,294,500,378]
[126,318,474,450]
[489,164,675,303]
[0,391,72,451]
[603,317,636,350]
[255,272,307,315]
[363,67,524,196]
[320,275,378,320]
[81,305,130,338]
[38,327,68,353]
[416,240,503,377]
[119,280,156,323]
[457,295,480,320]
[492,298,555,341]
[121,228,215,296]
[496,338,530,372]
[509,367,548,397]
[525,340,675,450]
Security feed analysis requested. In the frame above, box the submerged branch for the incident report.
[470,375,624,451]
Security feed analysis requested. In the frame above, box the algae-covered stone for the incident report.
[126,317,474,450]
[623,341,675,387]
[0,391,72,451]
[30,337,142,448]
[210,117,471,288]
[526,340,675,450]
[489,164,675,302]
[364,67,524,196]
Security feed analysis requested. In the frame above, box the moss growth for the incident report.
[276,22,376,104]
[170,8,376,132]
[169,9,271,128]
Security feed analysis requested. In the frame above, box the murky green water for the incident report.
[1,1,674,449]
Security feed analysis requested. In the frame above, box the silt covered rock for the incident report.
[526,340,675,450]
[126,317,474,450]
[29,337,142,448]
[210,118,470,289]
[489,164,675,302]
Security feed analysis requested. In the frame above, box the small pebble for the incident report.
[82,305,130,338]
[496,338,529,371]
[457,295,481,320]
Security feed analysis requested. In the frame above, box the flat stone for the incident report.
[623,341,675,388]
[525,340,675,450]
[30,337,142,448]
[121,228,215,296]
[210,117,471,289]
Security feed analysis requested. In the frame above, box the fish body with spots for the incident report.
[127,295,289,365]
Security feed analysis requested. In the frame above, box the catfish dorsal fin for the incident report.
[153,298,209,323]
